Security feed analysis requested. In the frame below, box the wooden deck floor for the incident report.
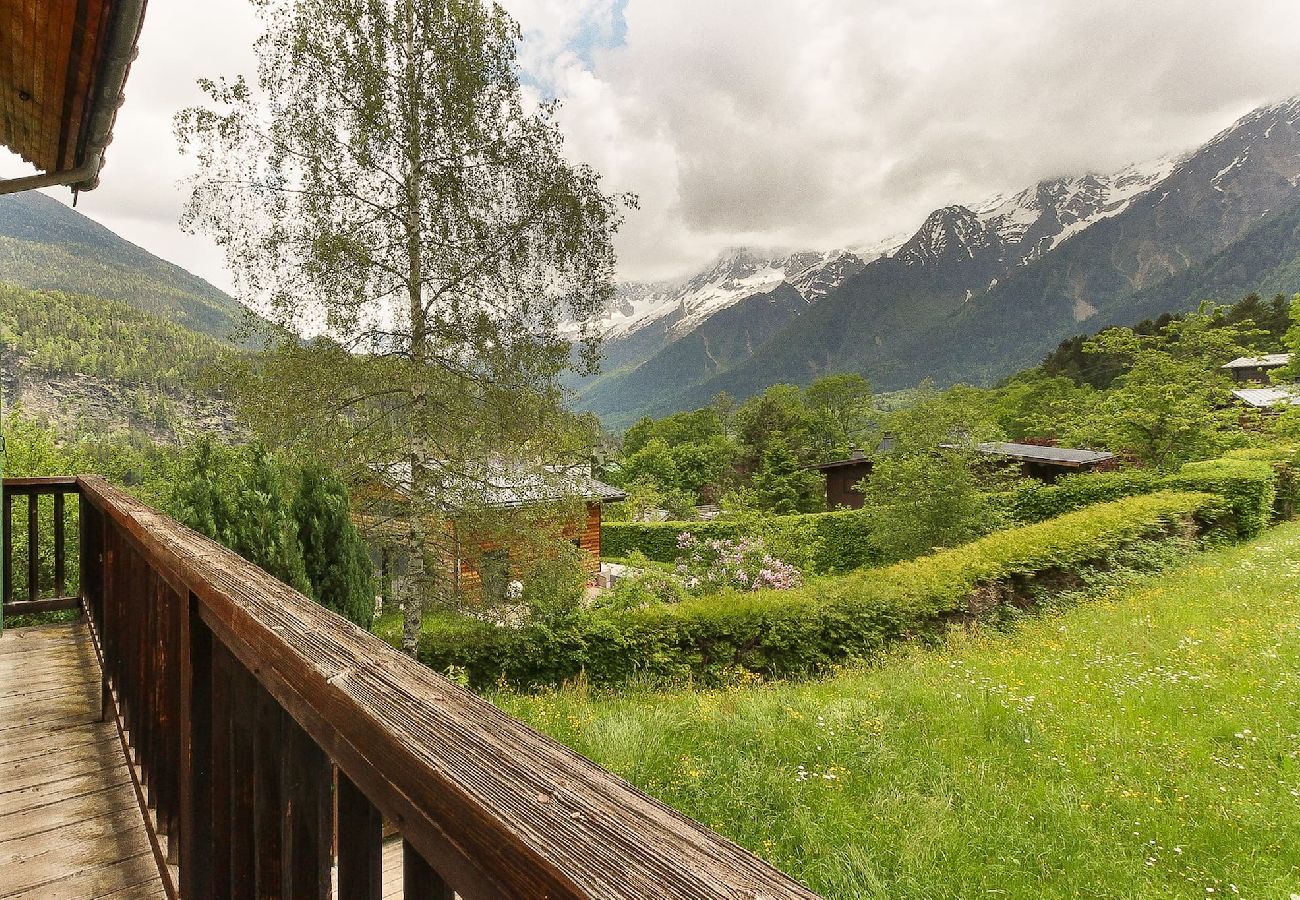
[0,621,167,899]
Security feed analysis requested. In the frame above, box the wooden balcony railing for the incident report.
[5,474,820,899]
[1,475,81,617]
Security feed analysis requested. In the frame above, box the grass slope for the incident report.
[500,525,1300,898]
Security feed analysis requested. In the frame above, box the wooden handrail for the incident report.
[73,474,819,899]
[1,477,80,614]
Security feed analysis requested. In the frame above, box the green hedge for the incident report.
[602,508,881,575]
[1223,446,1300,522]
[1010,454,1281,538]
[1007,470,1162,523]
[422,491,1214,689]
[1165,457,1276,538]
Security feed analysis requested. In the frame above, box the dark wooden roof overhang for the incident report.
[0,0,148,196]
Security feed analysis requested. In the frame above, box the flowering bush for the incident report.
[674,533,803,592]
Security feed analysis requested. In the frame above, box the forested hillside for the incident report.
[1,282,238,440]
[0,190,256,342]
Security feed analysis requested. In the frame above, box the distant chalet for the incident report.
[1222,353,1291,384]
[812,449,874,509]
[967,441,1116,482]
[1231,386,1300,410]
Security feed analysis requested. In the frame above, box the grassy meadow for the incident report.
[499,524,1300,898]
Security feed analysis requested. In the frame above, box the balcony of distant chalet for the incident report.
[0,475,820,898]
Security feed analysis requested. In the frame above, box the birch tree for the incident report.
[177,0,628,652]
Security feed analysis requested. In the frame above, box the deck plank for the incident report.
[0,622,165,899]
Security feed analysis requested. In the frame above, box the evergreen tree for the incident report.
[293,464,376,627]
[752,442,822,515]
[237,447,313,596]
[173,440,312,595]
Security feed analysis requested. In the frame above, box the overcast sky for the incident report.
[6,0,1300,290]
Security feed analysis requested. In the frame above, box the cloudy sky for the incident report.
[6,0,1300,290]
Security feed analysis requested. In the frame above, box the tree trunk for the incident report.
[401,0,429,658]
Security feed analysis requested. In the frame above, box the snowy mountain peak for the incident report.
[895,206,1002,267]
[974,153,1180,262]
[592,247,861,340]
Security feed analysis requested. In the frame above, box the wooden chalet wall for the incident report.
[457,502,604,594]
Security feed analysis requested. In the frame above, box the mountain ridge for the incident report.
[575,98,1300,428]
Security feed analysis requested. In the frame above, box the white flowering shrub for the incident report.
[675,533,803,593]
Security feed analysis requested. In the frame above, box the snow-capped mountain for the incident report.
[575,97,1300,428]
[595,247,866,340]
[973,155,1182,264]
[893,206,1004,267]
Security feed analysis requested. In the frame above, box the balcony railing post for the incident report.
[180,594,215,899]
[405,841,455,900]
[25,490,36,602]
[253,684,284,894]
[53,490,65,598]
[338,770,383,899]
[281,710,331,898]
[2,488,11,606]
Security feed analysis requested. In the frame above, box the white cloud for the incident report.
[5,0,1300,290]
[527,0,1300,281]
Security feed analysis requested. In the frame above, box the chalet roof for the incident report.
[0,0,148,194]
[812,453,873,472]
[380,460,626,510]
[1222,353,1291,369]
[1232,387,1300,409]
[812,436,896,471]
[972,442,1115,467]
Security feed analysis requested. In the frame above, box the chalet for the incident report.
[1221,353,1292,384]
[363,462,625,602]
[812,448,873,510]
[967,441,1116,482]
[453,468,625,599]
[0,5,816,896]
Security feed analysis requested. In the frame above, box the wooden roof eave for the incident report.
[0,0,148,197]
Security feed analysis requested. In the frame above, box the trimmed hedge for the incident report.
[602,508,881,574]
[421,491,1215,689]
[1010,454,1282,538]
[1224,446,1300,522]
[1007,470,1162,523]
[1166,457,1276,538]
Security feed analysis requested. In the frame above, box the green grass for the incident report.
[498,523,1300,898]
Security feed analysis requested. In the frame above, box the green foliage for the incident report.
[751,442,823,515]
[804,372,873,449]
[293,464,375,627]
[1166,457,1276,539]
[172,439,312,594]
[420,492,1214,689]
[1223,445,1300,520]
[864,383,1012,560]
[0,282,232,394]
[1007,470,1164,523]
[519,541,592,626]
[1010,454,1281,539]
[603,507,880,575]
[591,555,688,613]
[1271,293,1300,382]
